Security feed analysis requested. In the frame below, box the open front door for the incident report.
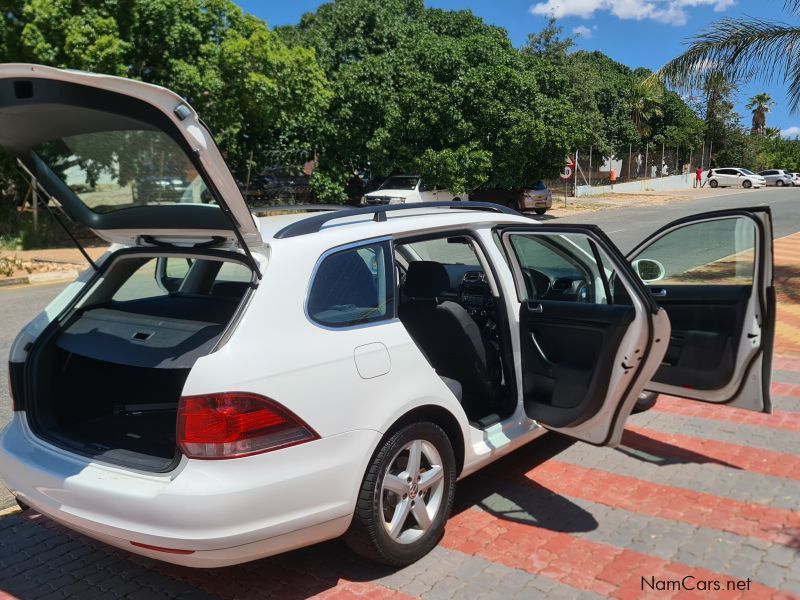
[627,208,774,413]
[498,226,671,446]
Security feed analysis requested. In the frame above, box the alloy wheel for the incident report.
[379,439,445,544]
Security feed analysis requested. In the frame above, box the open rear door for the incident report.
[498,225,670,446]
[627,208,774,413]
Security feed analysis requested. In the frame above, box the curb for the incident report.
[0,270,78,288]
[0,505,21,518]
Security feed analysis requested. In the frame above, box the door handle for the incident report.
[529,303,544,313]
[650,288,667,297]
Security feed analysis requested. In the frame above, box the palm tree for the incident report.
[746,92,774,134]
[630,78,664,137]
[657,18,800,109]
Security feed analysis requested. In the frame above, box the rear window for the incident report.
[307,241,395,327]
[35,128,217,214]
[112,257,252,301]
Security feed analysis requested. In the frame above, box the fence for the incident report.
[557,144,716,197]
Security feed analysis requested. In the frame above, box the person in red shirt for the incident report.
[695,166,703,188]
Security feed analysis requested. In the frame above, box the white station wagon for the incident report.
[0,65,776,568]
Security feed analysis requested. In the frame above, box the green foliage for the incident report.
[280,1,583,188]
[6,0,330,173]
[414,145,492,194]
[308,169,348,204]
[752,132,800,171]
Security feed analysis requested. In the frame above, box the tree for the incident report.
[657,17,800,110]
[629,79,664,137]
[521,17,573,65]
[8,0,331,173]
[746,92,773,135]
[280,1,582,195]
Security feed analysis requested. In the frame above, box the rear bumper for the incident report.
[0,414,379,566]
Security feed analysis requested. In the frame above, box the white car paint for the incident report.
[364,175,468,205]
[0,65,776,568]
[707,168,766,189]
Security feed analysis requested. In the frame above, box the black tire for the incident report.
[632,391,659,414]
[709,179,719,188]
[534,208,547,215]
[345,422,456,566]
[452,197,462,202]
[776,180,785,187]
[743,179,752,189]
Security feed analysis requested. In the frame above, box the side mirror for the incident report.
[632,258,666,283]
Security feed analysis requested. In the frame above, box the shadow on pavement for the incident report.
[617,429,741,470]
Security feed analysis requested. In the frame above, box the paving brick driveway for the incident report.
[1,234,800,600]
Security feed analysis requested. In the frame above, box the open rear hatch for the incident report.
[0,63,263,270]
[0,64,267,471]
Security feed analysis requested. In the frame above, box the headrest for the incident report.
[404,261,450,299]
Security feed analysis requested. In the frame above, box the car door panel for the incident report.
[650,285,749,390]
[519,300,635,428]
[498,225,670,446]
[629,208,773,412]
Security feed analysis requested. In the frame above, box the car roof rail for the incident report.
[272,201,520,239]
[250,204,348,217]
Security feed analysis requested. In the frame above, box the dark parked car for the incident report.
[470,182,553,214]
[240,167,312,204]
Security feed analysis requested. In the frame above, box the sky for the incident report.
[236,0,798,137]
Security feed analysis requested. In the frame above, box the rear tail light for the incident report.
[177,392,318,459]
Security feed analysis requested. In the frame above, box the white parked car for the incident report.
[364,175,468,205]
[0,65,776,569]
[707,168,766,188]
[791,172,800,186]
[757,169,794,187]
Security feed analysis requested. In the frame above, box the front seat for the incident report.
[399,261,495,418]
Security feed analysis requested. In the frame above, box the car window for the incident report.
[507,233,614,304]
[632,216,755,285]
[404,237,480,266]
[308,241,394,327]
[35,128,214,213]
[740,169,755,175]
[113,258,168,301]
[216,261,252,282]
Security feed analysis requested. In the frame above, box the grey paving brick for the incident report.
[476,478,794,592]
[628,411,800,454]
[772,370,800,384]
[772,394,800,413]
[0,515,216,600]
[553,439,800,510]
[377,544,602,600]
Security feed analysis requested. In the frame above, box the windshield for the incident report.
[740,169,755,176]
[34,128,215,214]
[379,176,419,191]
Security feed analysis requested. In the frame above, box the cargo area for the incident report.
[25,252,254,472]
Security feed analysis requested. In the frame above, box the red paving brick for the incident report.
[622,426,800,480]
[441,508,780,599]
[772,381,800,399]
[651,395,800,431]
[523,460,800,546]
